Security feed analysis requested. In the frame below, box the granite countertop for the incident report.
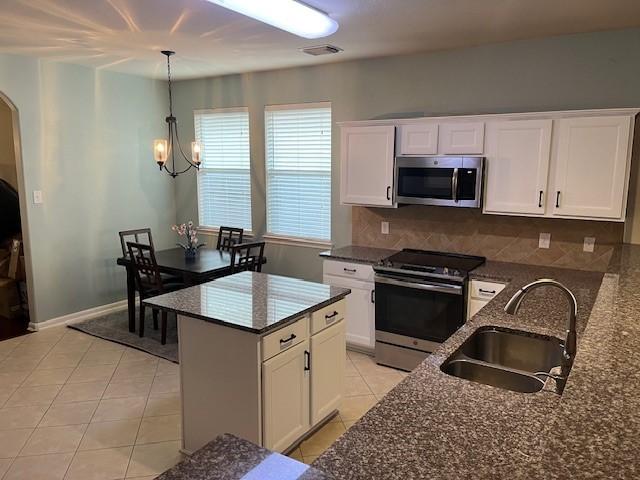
[313,252,640,479]
[319,245,398,265]
[156,433,331,480]
[144,271,350,335]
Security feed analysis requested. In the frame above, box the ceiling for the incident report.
[1,0,640,79]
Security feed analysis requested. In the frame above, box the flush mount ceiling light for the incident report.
[207,0,338,39]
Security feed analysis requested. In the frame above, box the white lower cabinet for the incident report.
[467,280,506,321]
[262,340,310,452]
[323,261,375,351]
[310,320,346,425]
[262,302,346,452]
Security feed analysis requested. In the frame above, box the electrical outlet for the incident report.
[538,232,551,249]
[381,221,389,235]
[33,190,43,204]
[583,237,596,253]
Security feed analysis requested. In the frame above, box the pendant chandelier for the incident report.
[153,50,201,177]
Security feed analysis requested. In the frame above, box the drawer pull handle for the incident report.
[325,311,339,324]
[279,333,297,348]
[478,288,496,295]
[343,268,357,273]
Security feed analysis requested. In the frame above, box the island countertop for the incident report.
[144,271,350,335]
[313,253,640,479]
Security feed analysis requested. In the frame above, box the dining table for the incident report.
[117,247,264,333]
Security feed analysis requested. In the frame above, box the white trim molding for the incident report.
[28,298,130,331]
[263,234,332,249]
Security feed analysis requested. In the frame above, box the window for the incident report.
[265,103,331,242]
[195,108,252,231]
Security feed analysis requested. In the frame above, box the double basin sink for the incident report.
[441,326,566,394]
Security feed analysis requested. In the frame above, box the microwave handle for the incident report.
[452,168,459,203]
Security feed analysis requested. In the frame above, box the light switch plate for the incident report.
[381,221,389,235]
[33,190,43,204]
[583,237,596,253]
[539,232,551,249]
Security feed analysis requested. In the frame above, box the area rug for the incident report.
[68,307,178,363]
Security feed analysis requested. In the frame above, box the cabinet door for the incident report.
[340,126,395,206]
[323,274,374,350]
[483,119,552,215]
[398,123,438,155]
[552,116,631,220]
[467,298,487,321]
[310,320,346,425]
[439,122,485,154]
[262,340,309,452]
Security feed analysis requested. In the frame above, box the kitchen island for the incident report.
[145,271,350,456]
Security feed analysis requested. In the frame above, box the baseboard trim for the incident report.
[28,299,130,331]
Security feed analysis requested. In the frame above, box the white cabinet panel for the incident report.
[340,126,395,206]
[323,274,374,350]
[439,122,485,154]
[483,119,552,216]
[467,298,486,322]
[262,340,309,452]
[398,123,438,155]
[310,321,345,425]
[552,116,631,220]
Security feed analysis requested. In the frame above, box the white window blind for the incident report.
[195,108,252,231]
[265,103,331,242]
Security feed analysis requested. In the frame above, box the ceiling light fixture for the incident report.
[153,50,201,177]
[207,0,338,39]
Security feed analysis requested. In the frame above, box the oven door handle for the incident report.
[452,167,459,203]
[375,275,463,295]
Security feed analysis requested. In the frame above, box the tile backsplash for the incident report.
[352,206,624,271]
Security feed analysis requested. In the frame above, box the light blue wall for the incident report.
[0,54,176,323]
[172,28,640,282]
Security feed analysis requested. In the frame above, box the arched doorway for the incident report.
[0,91,35,339]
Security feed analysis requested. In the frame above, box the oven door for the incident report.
[374,274,465,347]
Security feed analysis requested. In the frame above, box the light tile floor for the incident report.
[0,327,404,478]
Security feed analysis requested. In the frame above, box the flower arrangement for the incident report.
[172,221,205,258]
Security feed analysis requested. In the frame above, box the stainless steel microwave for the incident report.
[395,156,484,208]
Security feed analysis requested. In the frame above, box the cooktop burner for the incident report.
[374,249,486,281]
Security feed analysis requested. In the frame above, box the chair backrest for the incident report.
[230,242,265,274]
[119,228,154,258]
[126,241,163,297]
[216,226,244,252]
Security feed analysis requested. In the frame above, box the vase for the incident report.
[184,247,197,260]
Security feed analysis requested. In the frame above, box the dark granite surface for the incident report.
[157,433,331,480]
[313,256,636,479]
[144,271,350,335]
[319,245,399,265]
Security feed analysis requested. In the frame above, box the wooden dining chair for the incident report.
[119,228,154,258]
[216,226,244,252]
[126,241,184,344]
[229,242,265,274]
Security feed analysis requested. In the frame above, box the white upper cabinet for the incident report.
[551,116,632,220]
[439,122,485,154]
[398,123,438,155]
[484,119,552,216]
[340,125,396,206]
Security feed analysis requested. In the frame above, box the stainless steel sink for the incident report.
[441,326,566,394]
[441,359,545,393]
[460,326,564,374]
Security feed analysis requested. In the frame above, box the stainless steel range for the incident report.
[373,249,485,371]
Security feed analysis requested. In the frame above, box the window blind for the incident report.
[195,108,252,231]
[265,103,331,242]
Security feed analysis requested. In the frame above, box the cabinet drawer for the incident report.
[470,280,506,300]
[262,317,309,361]
[311,300,346,335]
[323,260,374,282]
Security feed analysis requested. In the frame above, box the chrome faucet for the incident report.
[504,279,578,388]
